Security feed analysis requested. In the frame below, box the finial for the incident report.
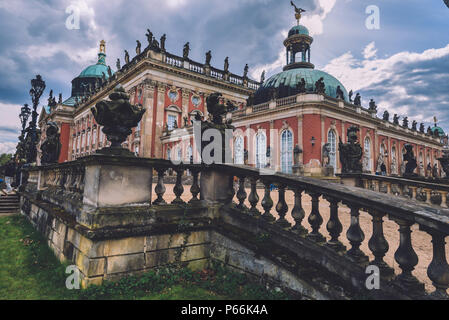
[434,116,438,127]
[290,1,306,25]
[100,40,106,54]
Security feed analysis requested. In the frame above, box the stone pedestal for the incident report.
[200,169,232,203]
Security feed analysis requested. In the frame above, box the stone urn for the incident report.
[91,85,146,156]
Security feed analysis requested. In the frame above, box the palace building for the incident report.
[38,13,446,177]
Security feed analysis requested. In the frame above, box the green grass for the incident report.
[0,215,290,300]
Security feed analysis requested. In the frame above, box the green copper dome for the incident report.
[254,68,349,104]
[288,25,309,37]
[79,52,113,78]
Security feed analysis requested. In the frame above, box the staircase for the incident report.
[0,193,20,215]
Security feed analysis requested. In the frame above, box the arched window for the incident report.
[327,130,337,169]
[364,137,371,171]
[186,145,193,163]
[280,130,293,174]
[234,136,244,165]
[256,132,267,169]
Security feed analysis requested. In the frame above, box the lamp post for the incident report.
[16,104,32,160]
[24,75,46,164]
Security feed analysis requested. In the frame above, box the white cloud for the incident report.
[0,142,17,155]
[363,41,377,59]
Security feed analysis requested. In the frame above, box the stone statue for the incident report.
[124,50,130,64]
[322,143,331,167]
[146,29,153,46]
[402,117,409,128]
[433,163,439,178]
[183,42,190,59]
[383,110,389,121]
[224,57,229,72]
[336,86,344,100]
[40,122,61,165]
[136,40,142,55]
[393,114,400,125]
[376,153,384,173]
[107,66,112,78]
[206,92,233,125]
[183,116,189,127]
[151,38,160,50]
[246,93,254,107]
[58,93,62,104]
[438,147,449,178]
[403,144,417,177]
[411,120,417,131]
[315,77,325,94]
[419,123,425,133]
[296,78,306,93]
[243,64,249,78]
[160,34,166,51]
[353,93,361,106]
[205,50,212,65]
[91,85,146,156]
[47,90,57,110]
[348,90,353,103]
[427,126,432,135]
[173,120,178,129]
[260,70,265,84]
[116,58,121,70]
[368,99,377,113]
[339,126,363,173]
[391,157,397,175]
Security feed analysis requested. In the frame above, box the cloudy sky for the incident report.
[0,0,448,154]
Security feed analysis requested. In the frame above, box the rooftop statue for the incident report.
[224,57,229,72]
[315,77,325,94]
[136,40,141,55]
[107,66,112,78]
[353,93,361,106]
[91,85,146,156]
[348,90,353,103]
[339,126,363,174]
[205,50,212,65]
[393,114,400,125]
[260,70,265,84]
[58,93,62,104]
[419,123,425,133]
[383,110,389,121]
[116,58,121,70]
[290,1,306,24]
[243,64,249,78]
[124,50,130,64]
[411,120,417,131]
[146,29,153,46]
[336,86,345,100]
[296,78,306,93]
[427,126,432,135]
[183,42,190,59]
[433,163,439,178]
[403,144,417,177]
[402,116,409,128]
[40,122,61,165]
[368,99,377,113]
[160,34,166,51]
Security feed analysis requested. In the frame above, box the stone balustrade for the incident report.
[19,157,449,298]
[343,173,449,209]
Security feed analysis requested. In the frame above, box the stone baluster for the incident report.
[261,180,275,222]
[236,176,247,210]
[409,186,418,200]
[385,182,392,194]
[419,227,449,299]
[391,217,424,291]
[362,179,369,189]
[423,188,432,205]
[63,167,72,192]
[367,210,394,278]
[324,196,345,251]
[172,167,185,204]
[373,180,380,192]
[397,184,403,196]
[346,204,368,264]
[248,177,260,216]
[439,191,448,208]
[291,188,307,236]
[153,167,167,205]
[307,192,325,243]
[189,168,200,203]
[275,184,290,228]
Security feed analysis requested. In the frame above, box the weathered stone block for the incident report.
[104,237,145,256]
[107,253,145,274]
[181,244,209,261]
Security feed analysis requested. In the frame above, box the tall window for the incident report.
[327,130,337,169]
[364,137,371,171]
[167,114,177,130]
[92,129,97,146]
[234,136,244,165]
[186,145,193,163]
[256,132,267,169]
[280,130,293,174]
[176,146,182,161]
[166,148,171,161]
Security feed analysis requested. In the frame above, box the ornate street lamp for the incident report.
[24,75,46,164]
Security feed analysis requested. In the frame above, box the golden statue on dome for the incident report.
[99,40,106,54]
[290,1,306,25]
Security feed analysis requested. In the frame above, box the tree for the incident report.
[0,153,13,167]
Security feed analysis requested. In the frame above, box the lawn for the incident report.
[0,215,289,300]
